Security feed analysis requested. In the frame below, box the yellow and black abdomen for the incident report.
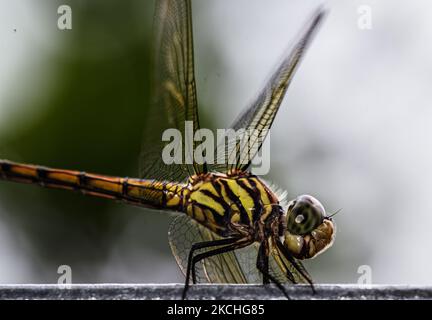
[183,173,278,236]
[0,159,185,211]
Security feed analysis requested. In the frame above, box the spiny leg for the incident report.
[183,237,240,300]
[190,239,251,285]
[275,240,315,294]
[256,242,290,299]
[261,246,270,285]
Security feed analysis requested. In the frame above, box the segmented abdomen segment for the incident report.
[0,159,185,210]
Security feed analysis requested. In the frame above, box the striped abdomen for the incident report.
[184,173,279,235]
[0,159,185,210]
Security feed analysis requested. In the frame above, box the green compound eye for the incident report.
[286,195,325,235]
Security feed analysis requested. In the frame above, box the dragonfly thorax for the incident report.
[182,172,282,238]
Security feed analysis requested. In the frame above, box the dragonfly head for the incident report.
[282,195,335,259]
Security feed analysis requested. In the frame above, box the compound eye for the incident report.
[286,195,325,235]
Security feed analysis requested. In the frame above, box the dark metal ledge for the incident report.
[0,284,431,300]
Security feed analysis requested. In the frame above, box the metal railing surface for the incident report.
[0,284,431,300]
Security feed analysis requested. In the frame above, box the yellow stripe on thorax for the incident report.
[249,177,271,204]
[225,178,254,222]
[190,180,224,215]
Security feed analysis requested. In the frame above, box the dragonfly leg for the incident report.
[256,242,290,299]
[183,237,240,300]
[275,240,316,294]
[260,247,270,285]
[190,239,251,285]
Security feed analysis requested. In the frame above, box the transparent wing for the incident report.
[140,0,203,182]
[214,8,327,173]
[168,214,261,283]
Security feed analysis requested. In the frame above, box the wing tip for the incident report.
[294,5,329,53]
[306,5,329,38]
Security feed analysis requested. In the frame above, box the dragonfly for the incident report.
[0,0,335,298]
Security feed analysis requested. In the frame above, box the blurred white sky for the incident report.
[1,0,432,284]
[194,0,432,284]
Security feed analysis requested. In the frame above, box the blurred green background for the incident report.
[1,0,432,285]
[0,0,185,283]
